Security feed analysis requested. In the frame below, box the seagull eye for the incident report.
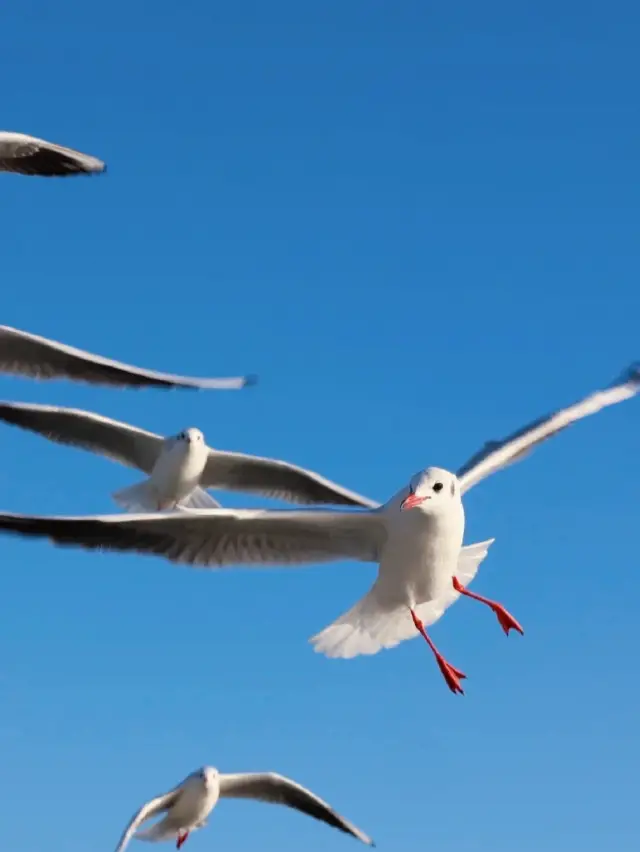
[433,482,443,493]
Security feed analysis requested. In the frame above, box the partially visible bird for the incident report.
[0,325,256,390]
[114,765,374,852]
[0,131,105,176]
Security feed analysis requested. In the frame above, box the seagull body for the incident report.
[0,404,378,510]
[0,362,637,693]
[0,325,255,390]
[114,765,374,851]
[0,131,105,176]
[115,427,215,511]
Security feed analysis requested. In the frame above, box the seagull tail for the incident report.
[135,818,179,843]
[112,479,160,512]
[309,539,495,659]
[178,487,222,510]
[309,586,414,659]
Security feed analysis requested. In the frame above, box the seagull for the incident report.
[0,325,256,390]
[0,362,637,694]
[0,131,105,176]
[0,402,378,510]
[114,765,374,851]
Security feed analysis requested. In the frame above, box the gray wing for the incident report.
[457,362,640,494]
[0,507,386,568]
[203,450,379,508]
[114,789,181,852]
[0,325,256,390]
[0,132,105,176]
[219,772,374,846]
[0,401,163,472]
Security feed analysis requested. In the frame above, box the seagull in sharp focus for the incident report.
[0,402,378,510]
[0,131,105,176]
[114,765,374,852]
[0,362,637,695]
[0,325,256,390]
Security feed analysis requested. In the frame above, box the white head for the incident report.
[173,427,205,446]
[196,766,219,788]
[400,466,460,512]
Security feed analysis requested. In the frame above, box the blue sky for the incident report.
[0,1,638,850]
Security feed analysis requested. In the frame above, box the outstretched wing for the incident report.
[114,789,180,852]
[0,401,163,472]
[0,131,105,176]
[219,772,374,845]
[0,507,386,568]
[203,449,378,508]
[457,363,640,494]
[0,325,256,390]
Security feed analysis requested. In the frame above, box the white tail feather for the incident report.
[112,479,160,512]
[309,538,495,659]
[135,820,179,843]
[178,487,221,510]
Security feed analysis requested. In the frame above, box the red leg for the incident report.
[410,609,466,695]
[452,577,524,636]
[176,832,189,850]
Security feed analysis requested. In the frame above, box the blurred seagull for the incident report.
[0,403,378,510]
[0,325,256,390]
[0,131,105,176]
[0,362,637,694]
[114,765,374,852]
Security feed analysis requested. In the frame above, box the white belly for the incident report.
[171,782,219,827]
[377,503,464,607]
[149,443,208,502]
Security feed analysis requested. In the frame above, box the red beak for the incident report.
[401,493,429,511]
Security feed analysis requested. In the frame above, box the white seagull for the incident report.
[0,131,105,176]
[0,363,637,694]
[114,765,374,851]
[0,402,378,510]
[0,325,256,390]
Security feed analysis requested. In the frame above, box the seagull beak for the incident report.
[401,493,429,511]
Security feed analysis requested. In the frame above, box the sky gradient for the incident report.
[0,2,638,851]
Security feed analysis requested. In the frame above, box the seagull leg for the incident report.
[176,831,189,850]
[452,577,524,636]
[410,609,466,695]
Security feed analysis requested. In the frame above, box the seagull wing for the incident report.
[0,402,163,472]
[456,362,640,494]
[0,507,386,568]
[114,789,181,852]
[219,772,374,846]
[202,449,378,508]
[0,132,105,176]
[0,325,255,390]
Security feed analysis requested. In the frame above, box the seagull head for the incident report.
[175,428,205,446]
[197,766,219,788]
[400,467,459,512]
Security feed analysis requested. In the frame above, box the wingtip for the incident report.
[612,361,640,388]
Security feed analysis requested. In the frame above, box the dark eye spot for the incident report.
[433,482,443,493]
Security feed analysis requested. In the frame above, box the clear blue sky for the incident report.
[0,1,638,850]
